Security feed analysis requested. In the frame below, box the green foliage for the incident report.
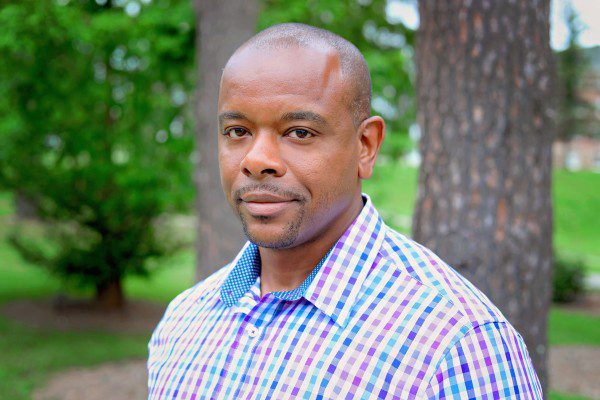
[0,189,195,304]
[555,4,598,140]
[363,160,417,232]
[552,256,586,303]
[0,0,195,293]
[259,0,417,159]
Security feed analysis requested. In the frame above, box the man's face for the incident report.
[218,45,362,249]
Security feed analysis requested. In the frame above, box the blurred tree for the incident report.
[0,0,195,309]
[259,0,416,159]
[413,0,555,393]
[194,0,258,280]
[555,3,598,140]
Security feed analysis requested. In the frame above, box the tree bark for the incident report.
[95,279,124,310]
[194,0,259,280]
[414,0,555,394]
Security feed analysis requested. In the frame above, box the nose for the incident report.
[240,133,286,178]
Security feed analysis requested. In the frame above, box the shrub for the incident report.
[552,256,586,303]
[0,0,195,309]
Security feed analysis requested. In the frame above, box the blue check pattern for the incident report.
[148,193,542,399]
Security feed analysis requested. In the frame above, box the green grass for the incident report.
[549,308,600,346]
[0,317,149,399]
[553,170,600,273]
[549,393,595,400]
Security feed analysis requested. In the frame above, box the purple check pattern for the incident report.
[148,194,542,399]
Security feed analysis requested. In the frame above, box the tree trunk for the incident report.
[194,0,259,280]
[14,190,38,220]
[414,0,555,394]
[96,279,124,310]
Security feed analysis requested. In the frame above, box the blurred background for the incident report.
[0,0,598,399]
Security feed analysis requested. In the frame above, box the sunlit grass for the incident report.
[549,308,600,346]
[549,392,594,400]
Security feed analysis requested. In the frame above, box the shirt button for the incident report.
[246,324,259,338]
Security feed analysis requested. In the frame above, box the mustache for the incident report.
[234,183,306,203]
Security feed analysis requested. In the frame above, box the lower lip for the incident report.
[242,201,296,216]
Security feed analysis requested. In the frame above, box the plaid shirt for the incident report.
[148,194,542,399]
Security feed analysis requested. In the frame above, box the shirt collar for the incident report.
[219,193,385,329]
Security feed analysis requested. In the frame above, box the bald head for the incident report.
[222,23,372,127]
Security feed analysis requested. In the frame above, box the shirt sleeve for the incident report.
[147,284,198,384]
[424,321,543,399]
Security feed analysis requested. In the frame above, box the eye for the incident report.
[224,127,249,138]
[286,129,314,140]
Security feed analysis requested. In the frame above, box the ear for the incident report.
[357,116,385,179]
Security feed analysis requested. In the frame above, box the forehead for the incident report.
[218,45,348,115]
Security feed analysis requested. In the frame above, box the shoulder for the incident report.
[147,263,233,372]
[423,320,543,398]
[368,225,541,397]
[377,224,508,327]
[150,262,232,338]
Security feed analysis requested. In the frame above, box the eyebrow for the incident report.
[280,111,327,126]
[218,110,328,128]
[218,111,249,126]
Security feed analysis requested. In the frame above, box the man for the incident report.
[148,23,542,399]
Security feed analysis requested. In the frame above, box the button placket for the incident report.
[246,324,260,338]
[241,296,284,341]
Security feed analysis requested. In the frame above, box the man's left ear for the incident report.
[357,116,385,179]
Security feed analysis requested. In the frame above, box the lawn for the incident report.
[552,170,600,272]
[0,317,149,399]
[549,308,600,346]
[0,165,598,399]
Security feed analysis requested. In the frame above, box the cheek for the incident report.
[288,147,357,198]
[218,149,242,188]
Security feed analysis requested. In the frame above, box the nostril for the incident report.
[262,168,277,175]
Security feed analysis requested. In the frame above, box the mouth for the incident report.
[238,192,299,217]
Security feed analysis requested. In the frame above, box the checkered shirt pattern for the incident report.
[148,193,542,399]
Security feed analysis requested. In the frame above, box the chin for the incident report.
[242,221,301,249]
[237,204,306,249]
[249,237,295,249]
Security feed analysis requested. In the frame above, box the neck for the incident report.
[258,194,364,298]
